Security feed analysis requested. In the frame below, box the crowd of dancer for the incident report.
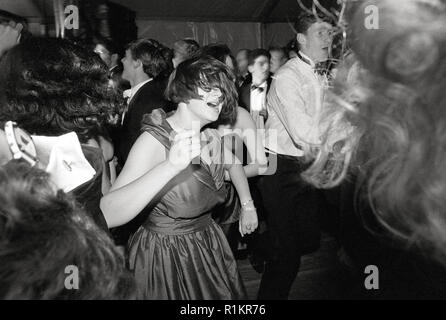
[1,0,446,300]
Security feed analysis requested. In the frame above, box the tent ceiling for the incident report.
[2,0,339,23]
[109,0,339,23]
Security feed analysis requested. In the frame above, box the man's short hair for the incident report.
[174,39,200,57]
[126,39,169,79]
[247,49,271,66]
[294,13,330,35]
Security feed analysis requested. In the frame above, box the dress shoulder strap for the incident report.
[141,108,174,150]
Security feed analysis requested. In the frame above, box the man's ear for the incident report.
[133,59,142,70]
[247,64,254,74]
[296,33,306,48]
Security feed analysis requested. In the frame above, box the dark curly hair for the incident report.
[165,56,238,126]
[0,161,135,299]
[0,37,122,143]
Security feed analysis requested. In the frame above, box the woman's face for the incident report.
[187,87,223,123]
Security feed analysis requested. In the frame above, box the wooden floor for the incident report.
[237,233,356,300]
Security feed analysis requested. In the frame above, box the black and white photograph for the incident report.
[1,0,446,306]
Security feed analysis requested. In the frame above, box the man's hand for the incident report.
[0,21,23,57]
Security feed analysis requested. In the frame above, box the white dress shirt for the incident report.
[264,56,327,157]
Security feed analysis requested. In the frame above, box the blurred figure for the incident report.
[301,0,446,299]
[201,43,235,71]
[310,0,446,264]
[235,48,251,88]
[172,38,200,68]
[269,46,288,74]
[93,37,130,93]
[0,160,135,299]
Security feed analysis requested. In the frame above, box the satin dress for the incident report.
[127,109,247,300]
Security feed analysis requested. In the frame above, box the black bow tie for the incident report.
[251,84,265,92]
[314,61,329,76]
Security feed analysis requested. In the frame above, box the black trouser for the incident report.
[257,153,321,300]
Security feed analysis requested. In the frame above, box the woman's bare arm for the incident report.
[100,130,200,228]
[234,107,268,177]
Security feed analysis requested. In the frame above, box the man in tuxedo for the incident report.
[238,49,271,122]
[257,13,333,300]
[237,49,272,272]
[115,39,173,169]
[111,39,174,246]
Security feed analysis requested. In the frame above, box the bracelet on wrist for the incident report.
[241,199,254,207]
[241,206,256,212]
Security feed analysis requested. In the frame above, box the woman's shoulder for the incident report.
[140,108,173,150]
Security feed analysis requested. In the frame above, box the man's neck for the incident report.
[131,73,150,88]
[299,50,318,66]
[252,76,267,87]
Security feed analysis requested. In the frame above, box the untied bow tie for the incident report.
[251,84,265,92]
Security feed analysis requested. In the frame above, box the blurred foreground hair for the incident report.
[0,161,135,299]
[305,0,446,262]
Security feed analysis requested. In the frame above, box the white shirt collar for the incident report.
[298,51,316,68]
[123,78,153,102]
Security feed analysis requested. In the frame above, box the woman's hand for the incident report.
[168,130,201,172]
[239,205,258,237]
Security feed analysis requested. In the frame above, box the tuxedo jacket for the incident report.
[238,77,272,112]
[115,78,174,167]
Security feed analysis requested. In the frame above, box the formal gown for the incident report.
[127,109,247,300]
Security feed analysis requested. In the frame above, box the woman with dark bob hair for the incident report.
[101,56,257,299]
[0,37,122,230]
[0,161,135,299]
